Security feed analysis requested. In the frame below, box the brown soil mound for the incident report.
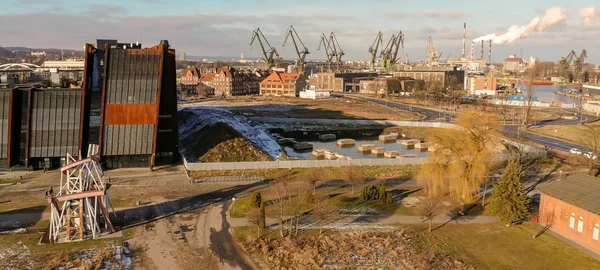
[244,231,466,269]
[194,123,272,163]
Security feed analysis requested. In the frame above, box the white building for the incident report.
[299,86,330,99]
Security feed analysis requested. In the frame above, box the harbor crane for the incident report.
[330,32,345,72]
[559,50,577,83]
[368,31,383,72]
[379,31,404,73]
[282,25,309,74]
[317,33,335,72]
[426,36,440,66]
[573,49,588,83]
[250,28,280,69]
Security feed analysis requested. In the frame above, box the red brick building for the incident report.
[260,72,306,97]
[538,174,600,253]
[179,66,201,96]
[206,66,261,97]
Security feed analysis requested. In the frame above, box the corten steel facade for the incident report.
[3,87,83,170]
[0,90,9,169]
[85,41,179,169]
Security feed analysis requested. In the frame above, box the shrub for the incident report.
[360,185,380,201]
[379,184,387,204]
[249,191,262,209]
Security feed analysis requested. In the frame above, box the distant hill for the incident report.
[0,46,14,57]
[3,46,83,57]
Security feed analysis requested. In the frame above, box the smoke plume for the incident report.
[580,7,596,27]
[473,7,567,44]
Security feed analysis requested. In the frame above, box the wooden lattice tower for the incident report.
[47,145,115,242]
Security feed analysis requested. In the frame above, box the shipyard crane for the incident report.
[380,31,404,73]
[573,49,588,83]
[317,33,335,72]
[368,31,384,72]
[329,32,345,72]
[426,36,440,66]
[250,28,280,69]
[559,50,576,83]
[282,25,309,74]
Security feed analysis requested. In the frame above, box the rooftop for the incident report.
[539,174,600,215]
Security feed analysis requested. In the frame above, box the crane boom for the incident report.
[318,33,334,72]
[250,28,279,69]
[330,32,344,71]
[368,31,383,71]
[283,25,309,74]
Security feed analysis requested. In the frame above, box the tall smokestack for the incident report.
[462,22,466,58]
[488,39,492,64]
[480,40,484,60]
[470,42,474,60]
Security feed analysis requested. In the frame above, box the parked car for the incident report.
[584,152,598,160]
[570,148,582,155]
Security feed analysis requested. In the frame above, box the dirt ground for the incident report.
[129,202,252,270]
[190,96,424,120]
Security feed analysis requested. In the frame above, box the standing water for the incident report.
[515,83,580,104]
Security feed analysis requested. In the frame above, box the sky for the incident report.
[1,0,599,63]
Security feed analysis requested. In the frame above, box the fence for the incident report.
[250,117,457,128]
[183,157,427,171]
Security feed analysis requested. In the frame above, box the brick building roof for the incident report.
[539,174,600,215]
[183,66,200,78]
[200,73,215,82]
[260,71,299,84]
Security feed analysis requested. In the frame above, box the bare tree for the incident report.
[246,207,263,239]
[269,179,289,237]
[417,197,441,232]
[343,166,365,194]
[523,65,540,129]
[307,168,323,195]
[580,125,600,175]
[313,196,339,235]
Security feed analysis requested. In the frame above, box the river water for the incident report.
[284,137,429,159]
[515,83,580,104]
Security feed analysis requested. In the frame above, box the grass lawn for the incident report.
[530,123,600,146]
[231,187,420,218]
[0,179,21,185]
[189,165,418,181]
[410,223,600,269]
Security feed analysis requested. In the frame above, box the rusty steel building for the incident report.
[0,41,179,171]
[0,87,83,170]
[84,40,179,169]
[0,90,9,170]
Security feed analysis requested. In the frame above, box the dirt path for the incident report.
[130,202,252,270]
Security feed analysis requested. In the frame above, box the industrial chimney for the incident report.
[480,40,484,60]
[488,39,492,64]
[462,23,466,58]
[470,42,474,60]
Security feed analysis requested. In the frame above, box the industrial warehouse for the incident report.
[0,40,179,170]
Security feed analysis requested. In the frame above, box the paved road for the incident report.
[344,94,592,152]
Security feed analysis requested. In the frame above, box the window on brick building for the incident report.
[569,213,575,229]
[594,224,599,241]
[577,216,584,233]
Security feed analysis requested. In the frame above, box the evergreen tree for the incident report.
[379,183,387,204]
[249,191,262,209]
[489,157,531,226]
[259,201,266,229]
